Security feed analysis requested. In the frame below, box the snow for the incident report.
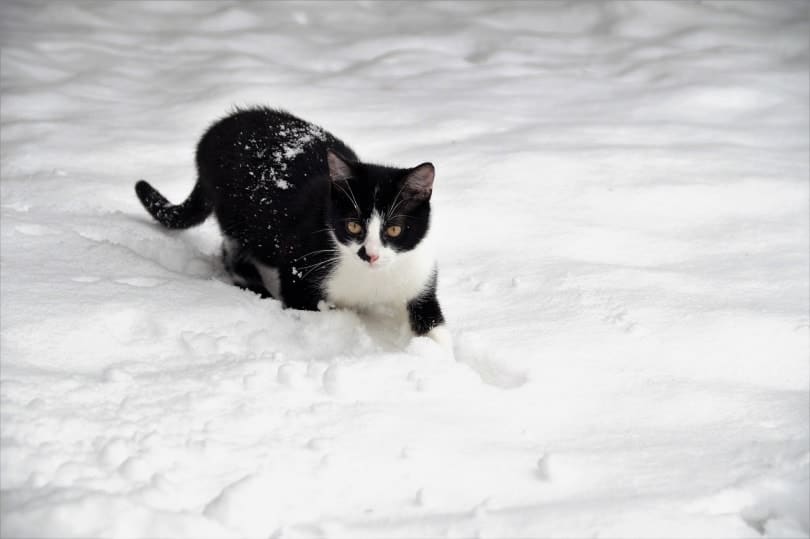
[1,1,808,538]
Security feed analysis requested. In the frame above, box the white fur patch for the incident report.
[224,235,283,299]
[364,212,384,261]
[223,236,248,287]
[427,324,453,354]
[325,224,435,309]
[253,261,281,299]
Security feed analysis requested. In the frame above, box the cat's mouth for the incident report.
[363,257,384,269]
[359,253,389,270]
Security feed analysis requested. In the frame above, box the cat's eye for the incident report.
[385,225,402,238]
[346,221,363,235]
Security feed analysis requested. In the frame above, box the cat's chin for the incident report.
[367,260,392,271]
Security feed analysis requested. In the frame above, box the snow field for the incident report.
[1,1,808,537]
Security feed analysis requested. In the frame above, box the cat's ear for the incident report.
[326,149,354,182]
[403,163,435,201]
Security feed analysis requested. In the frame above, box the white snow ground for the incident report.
[1,1,808,537]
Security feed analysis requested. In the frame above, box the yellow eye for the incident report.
[386,225,402,238]
[346,221,362,235]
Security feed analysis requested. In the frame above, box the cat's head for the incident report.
[326,149,434,269]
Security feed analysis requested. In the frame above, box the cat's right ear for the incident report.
[403,162,435,201]
[326,149,353,182]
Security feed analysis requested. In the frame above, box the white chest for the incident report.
[324,242,435,308]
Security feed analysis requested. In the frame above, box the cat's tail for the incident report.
[134,179,213,229]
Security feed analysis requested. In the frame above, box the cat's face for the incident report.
[326,150,434,270]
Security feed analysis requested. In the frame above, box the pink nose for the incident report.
[368,253,380,264]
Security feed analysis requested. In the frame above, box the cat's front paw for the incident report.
[426,324,454,356]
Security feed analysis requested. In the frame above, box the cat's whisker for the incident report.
[300,256,341,279]
[344,181,361,215]
[333,182,361,215]
[385,182,409,221]
[298,256,340,271]
[387,200,408,223]
[292,248,337,262]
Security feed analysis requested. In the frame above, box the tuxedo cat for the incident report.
[135,107,450,348]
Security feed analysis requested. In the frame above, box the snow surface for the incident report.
[1,1,808,537]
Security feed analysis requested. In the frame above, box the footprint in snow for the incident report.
[454,332,529,390]
[600,299,646,335]
[104,309,162,344]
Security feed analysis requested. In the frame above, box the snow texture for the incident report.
[1,1,808,538]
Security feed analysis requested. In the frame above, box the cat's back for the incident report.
[196,107,354,171]
[198,107,302,151]
[193,107,357,248]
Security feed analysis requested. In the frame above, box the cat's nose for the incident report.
[358,245,379,264]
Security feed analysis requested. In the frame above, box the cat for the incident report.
[135,106,450,349]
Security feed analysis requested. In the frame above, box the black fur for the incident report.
[135,180,212,229]
[407,271,446,336]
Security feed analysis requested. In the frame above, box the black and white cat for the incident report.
[135,107,450,349]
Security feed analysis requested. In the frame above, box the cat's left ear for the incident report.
[403,163,435,201]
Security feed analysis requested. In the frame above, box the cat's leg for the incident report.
[407,287,452,351]
[251,261,282,300]
[279,267,322,311]
[222,237,272,298]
